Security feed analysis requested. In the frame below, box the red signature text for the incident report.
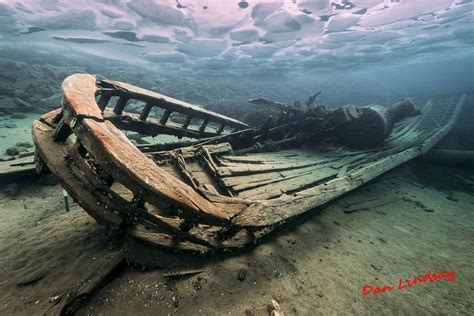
[362,270,456,296]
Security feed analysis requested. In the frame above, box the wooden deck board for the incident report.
[0,156,36,180]
[239,167,339,200]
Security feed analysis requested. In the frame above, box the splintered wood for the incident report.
[31,74,466,254]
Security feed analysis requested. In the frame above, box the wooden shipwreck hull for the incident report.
[32,74,465,254]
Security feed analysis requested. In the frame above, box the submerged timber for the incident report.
[31,74,466,254]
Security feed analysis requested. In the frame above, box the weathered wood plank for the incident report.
[217,156,340,177]
[337,164,348,178]
[329,153,368,169]
[129,224,210,253]
[238,167,338,200]
[223,163,338,190]
[152,142,233,160]
[99,79,248,130]
[0,156,36,180]
[232,146,421,227]
[219,153,331,166]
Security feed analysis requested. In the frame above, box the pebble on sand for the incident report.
[10,113,27,119]
[5,147,20,158]
[16,142,34,148]
[238,268,247,281]
[267,299,284,316]
[446,193,459,202]
[4,183,20,197]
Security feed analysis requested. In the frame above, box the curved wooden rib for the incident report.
[32,111,124,228]
[60,74,230,224]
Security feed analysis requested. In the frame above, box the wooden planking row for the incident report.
[0,155,36,180]
[216,152,348,177]
[213,150,370,200]
[227,163,333,190]
[239,167,339,200]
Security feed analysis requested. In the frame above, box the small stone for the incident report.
[5,147,20,158]
[4,183,19,197]
[2,123,17,129]
[446,194,458,202]
[17,269,47,286]
[16,142,33,148]
[172,295,179,307]
[245,306,256,316]
[10,113,27,119]
[48,295,61,305]
[37,175,57,186]
[192,279,201,291]
[238,268,247,281]
[370,264,382,272]
[267,299,284,316]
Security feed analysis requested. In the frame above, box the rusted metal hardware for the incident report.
[31,74,465,254]
[248,96,420,150]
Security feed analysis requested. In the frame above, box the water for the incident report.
[0,1,473,315]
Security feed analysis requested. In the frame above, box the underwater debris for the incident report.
[31,74,465,254]
[267,299,284,316]
[238,268,247,281]
[162,269,204,278]
[305,91,322,107]
[4,182,20,197]
[247,94,420,149]
[6,147,20,158]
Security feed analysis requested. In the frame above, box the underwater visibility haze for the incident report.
[0,0,473,106]
[0,1,473,315]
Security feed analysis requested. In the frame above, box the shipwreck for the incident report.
[30,74,465,254]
